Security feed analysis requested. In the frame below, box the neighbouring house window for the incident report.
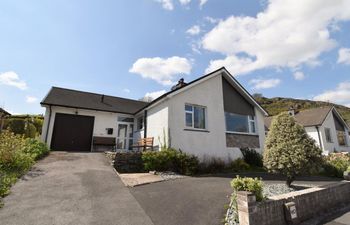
[337,131,347,146]
[185,104,206,129]
[225,112,256,134]
[137,116,144,130]
[325,128,333,143]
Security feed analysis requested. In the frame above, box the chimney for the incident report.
[101,95,105,103]
[171,78,187,91]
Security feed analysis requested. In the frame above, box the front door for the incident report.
[116,123,134,150]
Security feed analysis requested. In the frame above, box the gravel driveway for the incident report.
[0,152,153,225]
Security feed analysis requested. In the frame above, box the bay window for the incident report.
[185,104,206,129]
[225,112,256,134]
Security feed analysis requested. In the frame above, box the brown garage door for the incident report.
[51,113,95,151]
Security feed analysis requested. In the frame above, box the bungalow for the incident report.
[41,67,268,160]
[264,106,350,154]
[0,108,11,132]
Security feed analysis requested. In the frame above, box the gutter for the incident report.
[316,126,323,150]
[44,105,52,143]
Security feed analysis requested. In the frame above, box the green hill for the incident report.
[255,96,350,123]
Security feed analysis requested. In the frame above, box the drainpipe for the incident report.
[45,105,52,143]
[316,126,323,150]
[143,110,147,138]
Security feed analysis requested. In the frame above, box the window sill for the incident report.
[225,131,258,136]
[184,128,210,133]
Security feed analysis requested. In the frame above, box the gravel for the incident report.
[157,171,186,180]
[263,183,315,197]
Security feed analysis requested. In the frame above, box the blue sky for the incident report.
[0,0,350,114]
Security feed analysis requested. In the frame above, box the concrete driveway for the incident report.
[0,152,153,225]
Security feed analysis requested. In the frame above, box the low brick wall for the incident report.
[113,152,143,173]
[237,181,350,225]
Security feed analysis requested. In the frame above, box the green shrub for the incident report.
[230,176,264,201]
[142,148,199,175]
[347,166,350,173]
[321,154,350,178]
[23,139,50,160]
[240,148,263,167]
[229,158,250,172]
[264,113,322,186]
[32,118,43,135]
[7,119,25,135]
[24,123,37,138]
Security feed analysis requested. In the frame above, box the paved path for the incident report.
[130,173,341,225]
[323,209,350,225]
[0,152,154,225]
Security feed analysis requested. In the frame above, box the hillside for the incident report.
[255,97,350,123]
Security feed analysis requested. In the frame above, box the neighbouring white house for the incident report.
[264,106,350,154]
[41,67,268,161]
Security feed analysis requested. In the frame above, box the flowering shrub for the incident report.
[322,153,350,178]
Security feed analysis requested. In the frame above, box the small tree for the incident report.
[264,113,322,187]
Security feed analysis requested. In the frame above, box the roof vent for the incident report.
[171,78,187,91]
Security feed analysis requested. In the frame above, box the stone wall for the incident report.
[113,152,143,173]
[237,181,350,225]
[226,133,260,148]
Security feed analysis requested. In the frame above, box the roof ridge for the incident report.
[51,86,147,104]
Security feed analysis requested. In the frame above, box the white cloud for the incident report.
[199,0,208,8]
[186,25,201,35]
[206,55,259,75]
[202,0,350,75]
[204,16,219,24]
[249,78,281,89]
[314,81,350,106]
[337,48,350,65]
[0,71,27,90]
[179,0,191,5]
[129,56,192,85]
[26,96,38,104]
[155,0,174,10]
[123,88,130,93]
[145,90,167,100]
[293,71,305,80]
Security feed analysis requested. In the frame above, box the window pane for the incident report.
[185,104,193,112]
[325,128,332,143]
[194,107,205,129]
[118,116,134,122]
[250,121,256,133]
[225,112,248,133]
[137,117,143,130]
[186,112,192,127]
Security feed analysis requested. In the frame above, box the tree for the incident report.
[263,113,322,187]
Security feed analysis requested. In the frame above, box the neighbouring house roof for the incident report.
[135,67,269,116]
[41,87,148,114]
[264,106,346,129]
[0,108,11,116]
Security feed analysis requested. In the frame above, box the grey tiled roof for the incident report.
[264,106,333,129]
[41,87,148,115]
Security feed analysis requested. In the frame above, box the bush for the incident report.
[230,176,264,201]
[0,130,50,198]
[229,158,250,172]
[240,148,263,167]
[264,113,323,186]
[321,154,350,178]
[142,148,199,175]
[7,119,25,135]
[24,123,37,138]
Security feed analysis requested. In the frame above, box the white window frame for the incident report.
[325,127,333,143]
[185,104,207,130]
[225,112,257,135]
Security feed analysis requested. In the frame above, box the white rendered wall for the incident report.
[145,102,169,149]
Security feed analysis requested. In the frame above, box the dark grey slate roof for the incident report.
[41,87,148,114]
[264,106,333,129]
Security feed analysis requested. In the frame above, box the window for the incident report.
[117,116,134,123]
[137,116,143,130]
[337,131,347,146]
[325,128,332,143]
[185,104,206,129]
[225,112,256,134]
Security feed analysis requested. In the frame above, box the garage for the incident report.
[51,113,95,151]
